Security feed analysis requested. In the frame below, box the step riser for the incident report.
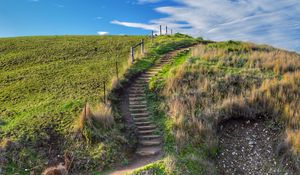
[129,109,149,116]
[138,130,157,134]
[137,126,156,130]
[129,93,145,97]
[129,105,147,109]
[133,118,151,122]
[129,97,146,100]
[140,136,161,140]
[129,108,148,112]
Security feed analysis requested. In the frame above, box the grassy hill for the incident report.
[0,34,199,174]
[141,41,300,174]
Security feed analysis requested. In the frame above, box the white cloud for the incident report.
[112,0,300,52]
[97,31,109,35]
[111,20,159,31]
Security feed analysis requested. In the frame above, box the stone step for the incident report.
[129,93,145,97]
[131,113,149,117]
[145,71,159,75]
[129,89,145,94]
[139,139,162,146]
[129,87,145,91]
[131,83,147,87]
[129,108,148,112]
[129,99,147,103]
[133,117,151,122]
[138,77,152,81]
[129,100,147,105]
[136,125,156,129]
[140,74,154,78]
[131,111,148,115]
[131,85,147,89]
[136,146,161,156]
[148,68,161,71]
[129,104,147,109]
[134,121,153,127]
[139,135,161,140]
[129,97,146,101]
[135,80,149,84]
[138,129,158,135]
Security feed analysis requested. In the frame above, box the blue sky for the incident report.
[1,0,300,52]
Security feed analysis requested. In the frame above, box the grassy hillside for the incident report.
[0,35,147,173]
[0,34,199,174]
[144,41,300,174]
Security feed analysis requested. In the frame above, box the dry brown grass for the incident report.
[76,103,114,131]
[159,42,300,171]
[192,44,300,74]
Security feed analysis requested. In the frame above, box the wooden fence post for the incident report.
[160,25,162,35]
[166,26,168,35]
[141,39,144,55]
[151,31,154,43]
[171,29,173,35]
[131,46,134,63]
[115,61,119,81]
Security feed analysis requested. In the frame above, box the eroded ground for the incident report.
[216,119,289,175]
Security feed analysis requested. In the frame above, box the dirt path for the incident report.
[109,49,188,175]
[216,119,289,175]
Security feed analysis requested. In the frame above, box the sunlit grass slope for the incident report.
[0,36,147,141]
[0,34,199,174]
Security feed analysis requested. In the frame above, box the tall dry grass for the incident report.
[192,44,300,74]
[75,103,115,142]
[160,42,300,171]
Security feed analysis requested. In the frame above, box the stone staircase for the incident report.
[128,57,171,157]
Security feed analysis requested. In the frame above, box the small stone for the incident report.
[249,141,256,145]
[246,120,250,124]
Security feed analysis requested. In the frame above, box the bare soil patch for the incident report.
[216,119,290,175]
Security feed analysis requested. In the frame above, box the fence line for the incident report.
[94,25,175,106]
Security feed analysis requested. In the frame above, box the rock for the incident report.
[249,141,256,145]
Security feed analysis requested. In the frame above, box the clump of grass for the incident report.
[75,103,115,142]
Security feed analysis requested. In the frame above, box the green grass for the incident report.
[0,35,148,141]
[0,35,148,174]
[0,34,200,174]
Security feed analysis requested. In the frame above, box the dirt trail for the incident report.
[109,49,189,175]
[216,119,289,175]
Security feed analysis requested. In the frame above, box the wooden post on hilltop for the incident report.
[166,26,168,35]
[115,61,119,81]
[103,81,106,104]
[160,25,162,35]
[131,46,134,63]
[141,39,144,55]
[151,31,154,43]
[171,29,173,35]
